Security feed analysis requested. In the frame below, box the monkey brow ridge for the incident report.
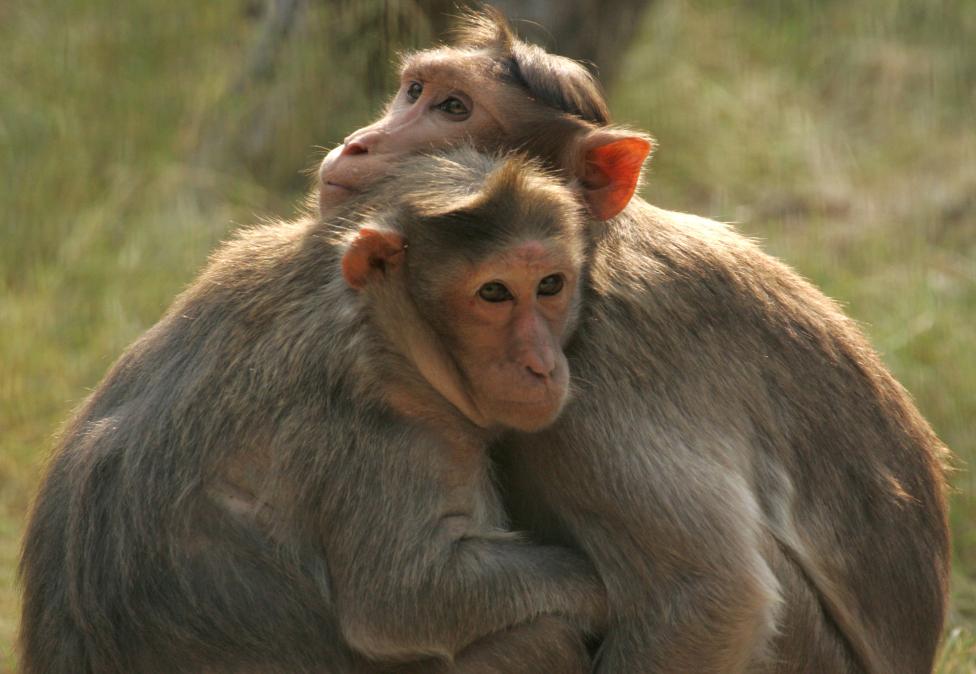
[400,49,501,87]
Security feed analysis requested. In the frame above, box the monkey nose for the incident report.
[523,352,556,380]
[341,141,368,157]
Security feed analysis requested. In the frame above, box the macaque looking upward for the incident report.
[318,8,650,223]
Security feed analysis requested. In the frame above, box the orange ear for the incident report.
[581,135,653,221]
[341,228,406,290]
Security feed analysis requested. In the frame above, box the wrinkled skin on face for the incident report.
[348,232,581,433]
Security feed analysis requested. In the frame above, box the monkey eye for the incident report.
[537,274,564,297]
[406,81,423,103]
[437,97,470,119]
[478,282,513,303]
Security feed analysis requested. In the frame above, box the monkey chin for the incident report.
[474,374,572,433]
[485,398,568,434]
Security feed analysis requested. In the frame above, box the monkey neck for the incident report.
[405,339,489,427]
[369,287,493,435]
[383,376,497,448]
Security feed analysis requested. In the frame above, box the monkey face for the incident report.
[318,49,511,213]
[340,151,586,433]
[317,44,651,224]
[435,239,580,433]
[342,225,580,434]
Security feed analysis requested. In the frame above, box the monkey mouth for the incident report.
[319,182,359,210]
[504,393,559,407]
[323,181,356,194]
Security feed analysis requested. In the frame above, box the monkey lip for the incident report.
[505,378,567,405]
[504,394,559,406]
[323,181,356,194]
[319,181,359,210]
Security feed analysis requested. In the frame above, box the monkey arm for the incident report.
[321,422,607,663]
[504,404,785,674]
[375,615,593,674]
[333,522,606,663]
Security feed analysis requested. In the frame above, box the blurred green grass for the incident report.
[1,0,973,670]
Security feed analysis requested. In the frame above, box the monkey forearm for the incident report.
[337,536,606,662]
[443,536,608,633]
[449,616,592,674]
[373,616,592,674]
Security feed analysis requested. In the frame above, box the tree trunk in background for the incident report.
[414,0,650,88]
[414,0,459,41]
[233,0,305,92]
[191,0,309,173]
[490,0,652,88]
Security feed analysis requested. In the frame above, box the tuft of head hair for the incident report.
[450,5,516,51]
[396,149,585,264]
[451,7,611,125]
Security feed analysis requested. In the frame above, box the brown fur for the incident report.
[18,149,605,674]
[325,10,952,674]
[497,203,950,673]
[447,6,611,125]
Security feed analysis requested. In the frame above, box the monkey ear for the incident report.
[578,132,653,221]
[341,227,406,290]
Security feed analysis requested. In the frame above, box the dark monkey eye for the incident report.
[537,274,564,296]
[478,282,513,303]
[437,97,470,118]
[406,82,423,102]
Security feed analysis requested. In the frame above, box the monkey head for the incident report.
[318,9,652,223]
[341,150,587,433]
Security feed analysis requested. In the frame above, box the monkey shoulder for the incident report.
[569,200,938,468]
[583,201,863,354]
[47,216,368,509]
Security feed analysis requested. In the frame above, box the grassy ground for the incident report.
[1,0,973,670]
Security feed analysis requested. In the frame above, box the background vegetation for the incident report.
[1,0,973,670]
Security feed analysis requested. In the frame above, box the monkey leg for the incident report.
[754,551,863,674]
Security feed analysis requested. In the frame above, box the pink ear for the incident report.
[582,136,653,221]
[341,228,406,289]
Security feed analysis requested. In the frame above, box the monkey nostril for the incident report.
[525,364,551,380]
[341,142,368,157]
